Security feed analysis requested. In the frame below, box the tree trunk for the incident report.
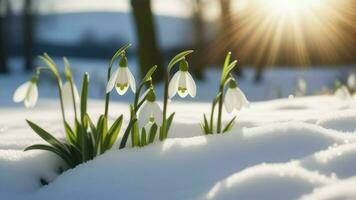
[254,63,264,83]
[131,0,163,82]
[219,0,243,77]
[0,0,8,74]
[191,0,205,80]
[23,0,34,71]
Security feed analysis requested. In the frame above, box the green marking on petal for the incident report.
[116,83,128,90]
[178,87,187,93]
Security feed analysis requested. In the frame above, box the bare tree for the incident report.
[191,0,205,79]
[0,0,9,74]
[219,0,243,77]
[23,0,35,71]
[131,0,163,82]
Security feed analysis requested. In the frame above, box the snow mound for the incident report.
[1,96,356,200]
[205,163,334,200]
[316,111,356,132]
[300,176,356,200]
[301,143,356,178]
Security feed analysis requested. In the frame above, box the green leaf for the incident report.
[109,43,131,67]
[142,65,157,83]
[63,57,72,80]
[86,114,97,139]
[76,122,88,162]
[80,73,89,127]
[221,60,237,85]
[25,144,74,168]
[99,116,108,154]
[141,128,147,146]
[166,112,176,133]
[223,52,231,69]
[213,92,222,106]
[168,50,194,71]
[119,118,137,149]
[26,120,67,151]
[39,53,60,78]
[202,114,210,134]
[64,122,76,144]
[131,121,140,147]
[222,116,237,133]
[64,143,82,166]
[104,115,123,149]
[148,123,158,143]
[95,115,105,154]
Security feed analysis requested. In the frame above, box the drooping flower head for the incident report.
[347,73,356,90]
[138,88,163,128]
[61,81,80,110]
[335,85,351,100]
[224,78,249,113]
[13,76,39,108]
[168,59,196,98]
[106,55,136,95]
[295,77,307,97]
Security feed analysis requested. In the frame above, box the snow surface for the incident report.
[1,96,356,200]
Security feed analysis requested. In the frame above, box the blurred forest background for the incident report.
[0,0,355,83]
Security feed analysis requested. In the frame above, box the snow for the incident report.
[0,95,356,200]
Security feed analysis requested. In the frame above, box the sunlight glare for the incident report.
[264,0,322,15]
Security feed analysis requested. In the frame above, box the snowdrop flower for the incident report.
[61,81,80,109]
[168,59,196,98]
[138,89,162,128]
[106,56,136,95]
[13,77,38,108]
[347,73,356,90]
[295,77,307,97]
[335,85,351,100]
[224,79,249,113]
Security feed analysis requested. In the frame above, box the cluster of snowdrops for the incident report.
[13,44,249,176]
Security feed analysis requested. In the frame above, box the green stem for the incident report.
[104,63,113,118]
[161,70,170,139]
[69,79,78,121]
[56,78,66,125]
[133,83,145,114]
[216,85,224,133]
[210,100,216,133]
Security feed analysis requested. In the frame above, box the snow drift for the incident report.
[0,96,356,200]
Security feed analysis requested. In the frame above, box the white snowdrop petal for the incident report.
[178,72,187,88]
[233,91,243,110]
[138,102,152,128]
[224,89,234,113]
[73,83,80,105]
[126,68,136,93]
[61,82,73,110]
[115,85,129,95]
[347,74,356,89]
[178,90,188,98]
[235,87,250,108]
[25,83,38,108]
[117,68,128,84]
[168,72,180,98]
[185,72,196,97]
[106,68,119,93]
[13,81,31,102]
[177,73,188,98]
[151,102,163,126]
[335,86,351,100]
